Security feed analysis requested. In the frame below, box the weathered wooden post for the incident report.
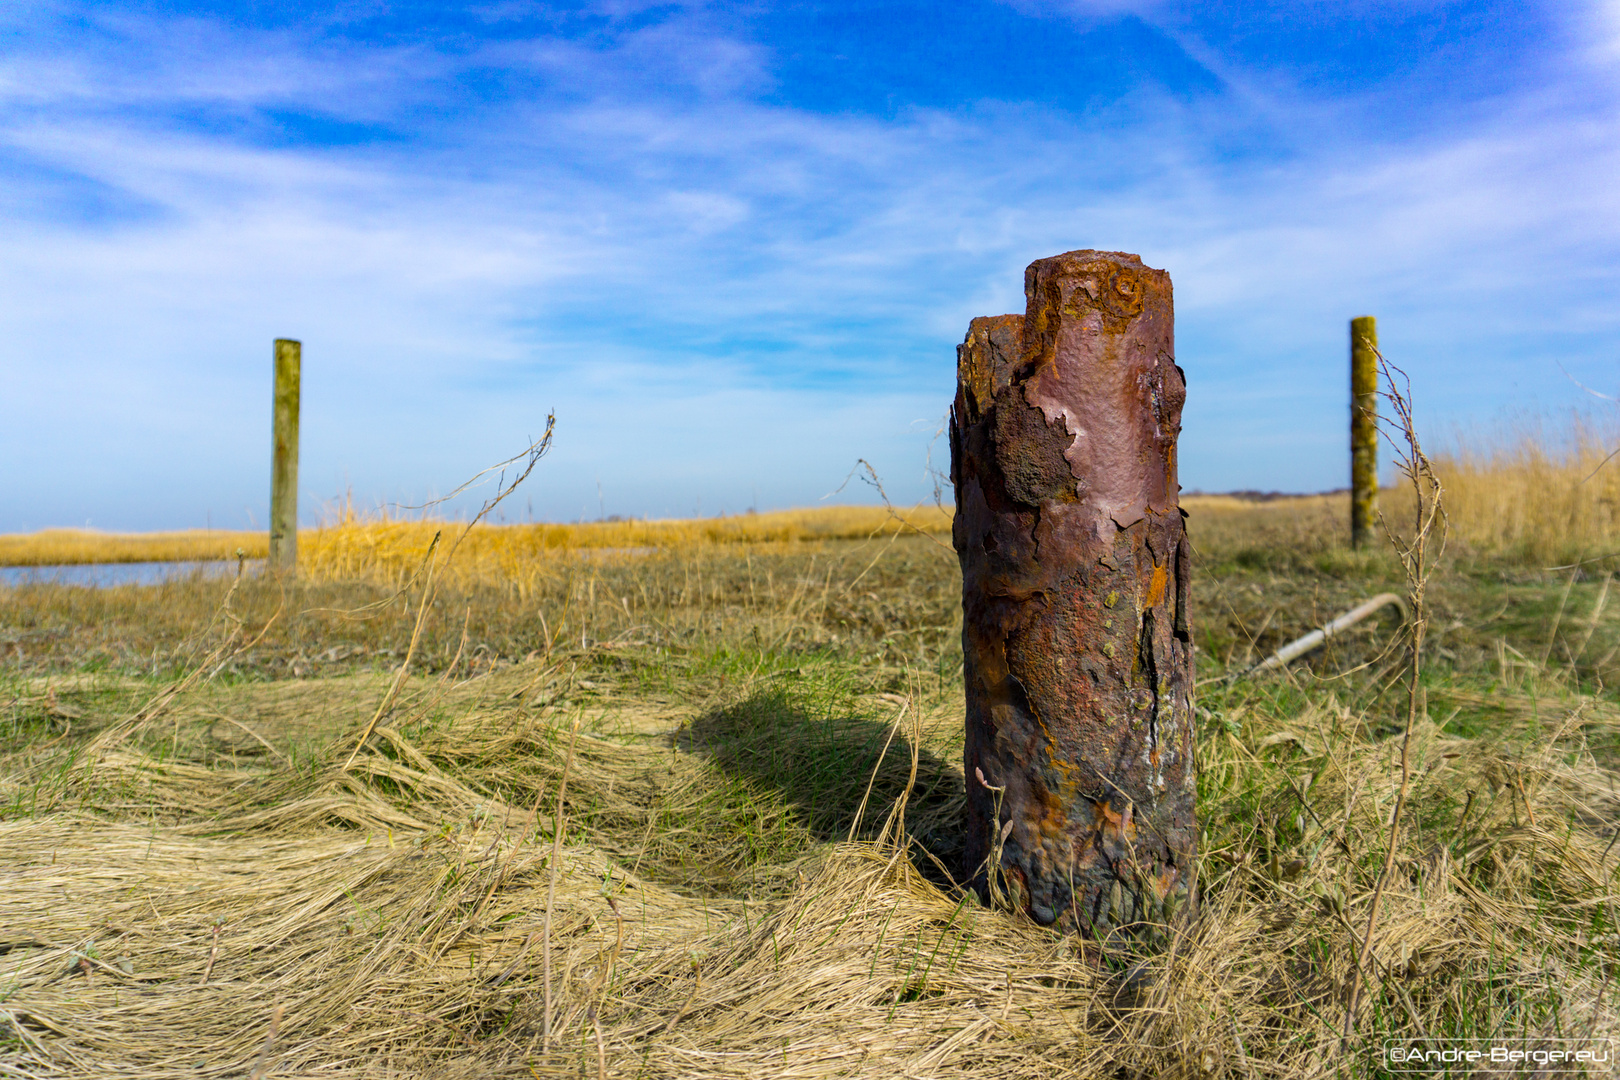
[269,338,301,575]
[1350,316,1378,549]
[951,250,1195,942]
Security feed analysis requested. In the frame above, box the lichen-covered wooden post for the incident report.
[1350,316,1378,549]
[951,250,1195,943]
[270,338,301,575]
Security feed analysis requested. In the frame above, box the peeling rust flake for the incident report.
[952,249,1195,945]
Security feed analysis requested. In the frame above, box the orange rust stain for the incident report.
[1144,563,1168,608]
[959,335,994,413]
[1034,798,1071,843]
[1093,801,1122,829]
[1152,867,1179,900]
[1045,752,1084,800]
[1028,696,1055,743]
[1091,798,1140,843]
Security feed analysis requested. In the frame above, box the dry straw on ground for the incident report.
[4,647,1618,1078]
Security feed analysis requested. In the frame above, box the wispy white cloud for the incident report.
[1590,0,1620,62]
[1,3,1617,529]
[0,20,401,114]
[999,0,1169,22]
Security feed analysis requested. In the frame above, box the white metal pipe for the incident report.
[1250,592,1407,673]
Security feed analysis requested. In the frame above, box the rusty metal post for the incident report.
[270,338,301,575]
[1350,316,1378,549]
[951,250,1195,943]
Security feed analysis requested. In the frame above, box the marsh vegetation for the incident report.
[3,437,1619,1078]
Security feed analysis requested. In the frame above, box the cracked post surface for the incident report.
[951,250,1195,942]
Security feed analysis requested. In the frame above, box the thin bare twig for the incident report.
[246,1003,283,1080]
[847,699,909,843]
[199,922,222,984]
[825,458,953,556]
[343,531,441,769]
[391,420,557,515]
[344,416,557,768]
[1343,349,1446,1043]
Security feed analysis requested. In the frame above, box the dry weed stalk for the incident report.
[343,419,554,767]
[343,531,441,767]
[825,460,956,588]
[1343,349,1446,1042]
[847,696,909,842]
[246,1002,284,1080]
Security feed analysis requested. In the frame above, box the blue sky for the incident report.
[2,0,1618,531]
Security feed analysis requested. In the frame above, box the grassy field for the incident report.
[3,452,1620,1077]
[0,504,953,571]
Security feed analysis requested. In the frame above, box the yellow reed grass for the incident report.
[10,408,1620,578]
[296,504,952,591]
[0,529,266,567]
[0,497,1342,587]
[0,506,951,575]
[1427,411,1620,566]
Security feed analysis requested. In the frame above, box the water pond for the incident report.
[0,560,264,588]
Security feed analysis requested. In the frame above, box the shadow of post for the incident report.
[677,687,966,887]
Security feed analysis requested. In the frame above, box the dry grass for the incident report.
[1181,495,1350,559]
[1158,684,1620,1076]
[0,505,952,576]
[295,504,951,592]
[5,404,1620,579]
[3,643,1616,1078]
[0,530,266,568]
[3,495,1618,701]
[0,537,967,698]
[1428,412,1620,567]
[5,419,1620,1077]
[3,436,1615,586]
